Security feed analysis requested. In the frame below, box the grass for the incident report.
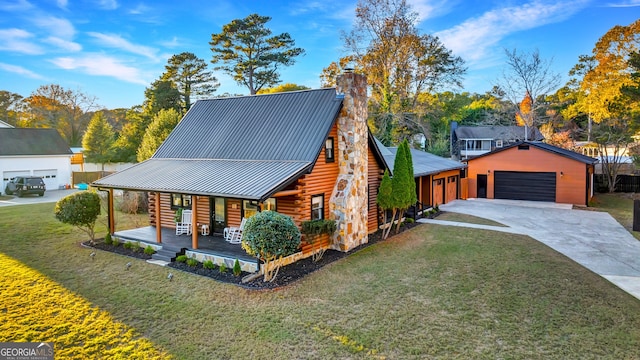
[588,192,640,240]
[2,203,640,358]
[435,211,507,227]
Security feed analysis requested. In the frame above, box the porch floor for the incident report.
[113,226,257,263]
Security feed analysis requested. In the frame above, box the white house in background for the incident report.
[0,128,73,193]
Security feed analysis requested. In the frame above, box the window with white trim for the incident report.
[311,194,324,220]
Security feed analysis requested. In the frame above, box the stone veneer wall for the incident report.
[329,72,369,251]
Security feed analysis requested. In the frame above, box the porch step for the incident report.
[152,246,185,262]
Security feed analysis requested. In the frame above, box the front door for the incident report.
[477,174,487,198]
[209,197,226,235]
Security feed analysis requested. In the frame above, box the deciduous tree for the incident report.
[496,48,561,138]
[0,90,24,126]
[256,83,310,94]
[210,14,305,95]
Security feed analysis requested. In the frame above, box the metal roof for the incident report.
[465,141,598,165]
[154,88,342,162]
[383,146,466,177]
[0,128,73,156]
[93,88,344,200]
[92,159,312,201]
[454,125,544,141]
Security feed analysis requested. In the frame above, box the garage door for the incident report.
[33,169,58,190]
[494,171,556,202]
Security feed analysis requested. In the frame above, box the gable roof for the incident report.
[0,128,72,156]
[454,125,544,141]
[465,141,598,165]
[155,88,342,161]
[94,89,345,201]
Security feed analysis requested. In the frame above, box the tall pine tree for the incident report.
[82,111,115,171]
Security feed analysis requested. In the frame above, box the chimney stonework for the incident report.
[329,73,369,251]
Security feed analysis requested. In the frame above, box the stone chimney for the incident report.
[329,72,369,251]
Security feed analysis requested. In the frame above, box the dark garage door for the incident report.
[494,171,556,202]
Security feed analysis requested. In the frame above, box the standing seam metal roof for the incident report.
[93,88,343,200]
[383,147,466,177]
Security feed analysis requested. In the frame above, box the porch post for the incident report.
[191,196,198,249]
[155,192,162,244]
[418,177,423,205]
[108,188,115,234]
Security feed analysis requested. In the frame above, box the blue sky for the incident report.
[1,0,639,109]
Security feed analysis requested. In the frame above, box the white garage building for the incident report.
[0,128,73,193]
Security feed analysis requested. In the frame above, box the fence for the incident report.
[72,171,112,186]
[595,174,640,193]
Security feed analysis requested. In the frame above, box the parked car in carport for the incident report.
[4,176,46,197]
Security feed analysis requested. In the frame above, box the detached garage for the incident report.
[0,128,73,193]
[465,142,598,206]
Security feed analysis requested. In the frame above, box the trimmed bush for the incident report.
[241,211,301,282]
[233,259,242,276]
[176,255,188,263]
[144,245,155,255]
[123,242,133,250]
[219,263,227,273]
[203,260,215,270]
[186,258,198,267]
[104,233,113,245]
[54,191,101,242]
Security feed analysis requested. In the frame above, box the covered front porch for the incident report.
[113,226,259,272]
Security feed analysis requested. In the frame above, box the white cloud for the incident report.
[46,36,82,52]
[435,1,589,63]
[56,0,68,9]
[407,0,457,22]
[606,0,640,6]
[50,54,149,85]
[31,15,75,39]
[96,0,118,10]
[87,32,159,61]
[0,28,44,54]
[128,3,150,15]
[0,0,33,12]
[159,36,180,48]
[0,62,44,79]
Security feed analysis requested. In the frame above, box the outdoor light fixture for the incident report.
[560,171,564,177]
[487,170,491,174]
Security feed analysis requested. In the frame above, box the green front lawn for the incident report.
[1,203,640,358]
[589,192,640,240]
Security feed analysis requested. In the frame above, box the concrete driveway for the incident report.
[419,198,640,301]
[0,189,78,207]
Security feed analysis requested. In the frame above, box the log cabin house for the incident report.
[93,73,463,272]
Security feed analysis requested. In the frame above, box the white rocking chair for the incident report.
[175,209,193,235]
[224,218,247,244]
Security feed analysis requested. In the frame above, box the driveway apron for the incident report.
[420,199,640,301]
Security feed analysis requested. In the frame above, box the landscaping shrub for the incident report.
[54,191,101,243]
[219,263,227,273]
[203,260,215,270]
[176,255,188,263]
[186,258,198,267]
[241,211,301,282]
[233,259,241,276]
[104,233,113,245]
[143,245,155,255]
[123,242,133,250]
[117,191,148,214]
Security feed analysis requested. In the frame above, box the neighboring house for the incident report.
[93,73,465,272]
[0,128,73,192]
[450,122,544,160]
[464,141,597,206]
[377,138,466,207]
[574,141,636,174]
[0,120,13,128]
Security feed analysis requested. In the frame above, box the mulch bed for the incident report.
[84,221,422,290]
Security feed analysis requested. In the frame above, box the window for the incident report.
[325,137,335,163]
[262,198,277,211]
[518,144,530,150]
[171,194,192,209]
[495,139,503,148]
[242,200,259,218]
[242,198,277,218]
[311,194,324,220]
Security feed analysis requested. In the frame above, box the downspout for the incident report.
[97,188,113,235]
